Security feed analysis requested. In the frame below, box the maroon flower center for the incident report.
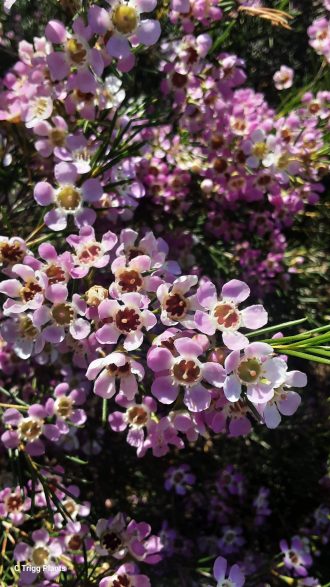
[45,264,66,285]
[101,532,122,553]
[0,241,25,265]
[173,359,201,384]
[5,494,23,512]
[63,499,77,515]
[68,534,82,550]
[115,308,141,333]
[52,303,74,326]
[107,362,130,377]
[127,406,148,427]
[127,247,144,261]
[164,293,187,319]
[171,72,188,89]
[77,244,102,265]
[288,550,299,564]
[66,38,87,65]
[118,270,143,293]
[20,280,43,302]
[213,303,240,329]
[113,574,130,587]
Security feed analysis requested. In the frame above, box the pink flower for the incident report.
[280,536,313,577]
[86,352,144,399]
[259,369,307,428]
[108,395,156,454]
[1,405,61,456]
[157,275,200,328]
[308,18,330,64]
[148,336,225,411]
[209,555,245,587]
[139,416,184,457]
[0,486,31,526]
[67,226,117,278]
[195,280,268,350]
[0,313,44,359]
[95,513,162,564]
[223,342,287,403]
[273,66,294,90]
[110,253,154,297]
[33,162,102,231]
[0,263,46,315]
[45,17,104,83]
[95,293,157,351]
[33,115,68,158]
[33,289,91,343]
[89,0,161,71]
[0,236,29,274]
[14,528,63,582]
[54,133,98,174]
[164,464,196,495]
[45,382,87,431]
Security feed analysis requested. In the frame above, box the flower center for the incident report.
[0,241,25,265]
[56,186,81,211]
[32,97,50,118]
[112,5,138,35]
[288,550,299,564]
[112,574,131,587]
[164,293,187,319]
[19,316,38,339]
[213,303,240,330]
[32,546,50,566]
[18,417,43,441]
[85,285,108,307]
[237,358,261,383]
[172,358,201,385]
[54,396,73,419]
[127,405,149,427]
[5,494,23,512]
[118,270,143,293]
[115,308,141,333]
[68,534,82,550]
[73,147,91,163]
[77,243,102,265]
[52,303,74,326]
[127,247,145,261]
[107,361,131,377]
[66,37,87,65]
[63,499,77,515]
[49,127,67,147]
[252,142,267,158]
[101,531,122,553]
[45,264,66,285]
[20,279,43,302]
[171,72,188,89]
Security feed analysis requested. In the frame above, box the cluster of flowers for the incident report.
[308,15,330,65]
[0,228,308,460]
[0,464,163,586]
[137,34,329,291]
[157,463,329,585]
